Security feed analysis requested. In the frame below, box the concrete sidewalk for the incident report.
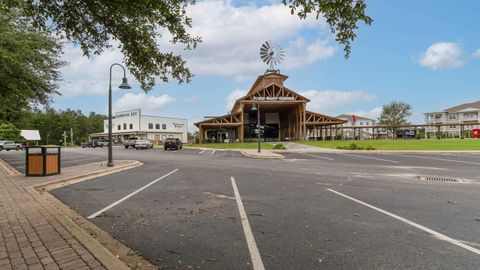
[0,160,143,270]
[240,149,284,159]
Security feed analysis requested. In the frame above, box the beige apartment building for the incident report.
[424,101,480,137]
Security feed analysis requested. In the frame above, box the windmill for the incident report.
[259,40,284,73]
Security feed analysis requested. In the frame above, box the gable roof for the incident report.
[336,114,375,122]
[230,73,309,112]
[444,100,480,113]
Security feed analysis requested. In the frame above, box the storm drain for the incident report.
[417,176,463,183]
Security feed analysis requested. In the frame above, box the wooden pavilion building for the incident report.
[194,73,346,143]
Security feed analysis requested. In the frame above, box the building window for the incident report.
[123,123,127,130]
[148,123,153,129]
[129,123,133,129]
[162,124,167,130]
[360,122,363,126]
[449,114,457,120]
[155,123,160,129]
[117,125,121,130]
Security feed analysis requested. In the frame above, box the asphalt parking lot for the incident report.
[8,147,480,269]
[0,148,106,174]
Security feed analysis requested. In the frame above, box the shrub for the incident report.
[273,143,286,150]
[337,143,375,150]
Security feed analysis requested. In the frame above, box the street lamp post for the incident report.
[251,103,261,153]
[108,63,131,167]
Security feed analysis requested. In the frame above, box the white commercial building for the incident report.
[90,109,188,143]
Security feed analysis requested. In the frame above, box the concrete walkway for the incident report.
[0,160,142,270]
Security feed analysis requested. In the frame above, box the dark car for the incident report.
[164,138,182,150]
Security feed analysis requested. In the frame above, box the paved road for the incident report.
[44,147,480,269]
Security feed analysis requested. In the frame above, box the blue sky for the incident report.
[52,0,480,131]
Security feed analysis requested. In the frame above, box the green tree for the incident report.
[0,122,24,141]
[5,0,371,92]
[0,7,65,122]
[378,101,412,138]
[283,0,373,58]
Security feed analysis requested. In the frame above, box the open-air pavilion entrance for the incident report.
[195,73,346,143]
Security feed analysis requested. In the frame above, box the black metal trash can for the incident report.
[25,146,61,176]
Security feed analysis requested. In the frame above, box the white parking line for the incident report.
[327,188,480,256]
[88,169,178,219]
[300,153,334,161]
[211,150,216,155]
[198,149,206,154]
[342,153,399,164]
[389,154,480,166]
[230,177,265,270]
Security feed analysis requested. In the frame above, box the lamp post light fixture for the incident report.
[107,63,131,167]
[251,103,261,153]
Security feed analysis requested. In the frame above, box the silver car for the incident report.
[134,139,153,149]
[0,140,22,151]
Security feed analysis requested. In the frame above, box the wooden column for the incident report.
[239,103,244,142]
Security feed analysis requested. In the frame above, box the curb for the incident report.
[0,158,22,176]
[279,149,480,155]
[0,159,148,269]
[239,150,285,159]
[36,160,143,191]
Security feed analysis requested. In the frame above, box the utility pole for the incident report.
[63,131,67,147]
[70,128,74,147]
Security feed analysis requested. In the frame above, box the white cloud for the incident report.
[300,90,376,113]
[473,49,480,58]
[349,107,382,121]
[225,89,248,111]
[57,1,336,98]
[418,42,465,70]
[113,93,175,114]
[58,43,129,97]
[161,1,336,79]
[184,95,200,103]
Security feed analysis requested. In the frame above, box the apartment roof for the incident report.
[336,114,375,122]
[444,100,480,113]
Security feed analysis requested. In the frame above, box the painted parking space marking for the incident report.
[342,153,399,164]
[198,149,206,154]
[212,150,216,155]
[327,188,480,256]
[389,154,480,166]
[230,177,265,270]
[88,169,179,219]
[300,153,334,161]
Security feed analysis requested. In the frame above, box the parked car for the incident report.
[135,140,153,150]
[123,137,140,149]
[95,140,109,147]
[0,140,22,151]
[81,140,109,148]
[164,138,182,150]
[397,129,416,139]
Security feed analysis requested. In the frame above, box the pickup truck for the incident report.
[123,137,140,149]
[0,140,22,151]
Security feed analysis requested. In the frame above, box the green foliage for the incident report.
[5,0,201,91]
[273,143,286,149]
[0,6,65,122]
[378,101,412,136]
[14,108,106,145]
[282,0,373,58]
[0,122,24,141]
[3,1,371,94]
[337,143,375,150]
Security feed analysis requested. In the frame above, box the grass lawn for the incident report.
[301,139,480,150]
[184,142,275,149]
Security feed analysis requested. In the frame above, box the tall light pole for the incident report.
[251,103,261,153]
[108,63,131,167]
